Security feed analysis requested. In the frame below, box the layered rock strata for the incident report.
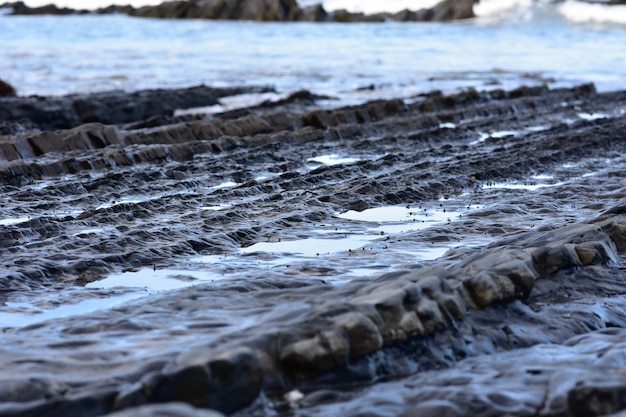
[0,85,272,131]
[0,84,626,416]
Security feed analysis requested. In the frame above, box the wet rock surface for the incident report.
[0,84,626,416]
[0,85,272,131]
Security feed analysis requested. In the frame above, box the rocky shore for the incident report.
[3,0,626,22]
[0,0,478,22]
[0,84,273,133]
[1,83,626,416]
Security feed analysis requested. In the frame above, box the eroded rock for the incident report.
[0,85,272,132]
[1,84,626,417]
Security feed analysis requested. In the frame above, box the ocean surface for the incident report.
[1,0,626,107]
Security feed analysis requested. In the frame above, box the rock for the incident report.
[289,329,626,417]
[328,9,385,23]
[95,5,136,15]
[393,9,419,21]
[1,0,481,21]
[133,0,302,21]
[301,4,328,21]
[333,312,383,357]
[115,347,263,414]
[0,85,273,132]
[327,0,479,22]
[0,79,16,97]
[1,84,626,417]
[429,0,477,21]
[8,1,85,15]
[280,331,350,380]
[595,206,626,253]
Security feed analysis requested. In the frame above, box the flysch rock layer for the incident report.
[0,84,626,416]
[0,210,625,416]
[0,210,625,417]
[0,85,272,133]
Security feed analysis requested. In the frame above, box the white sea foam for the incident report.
[558,1,626,24]
[298,0,441,14]
[473,0,533,18]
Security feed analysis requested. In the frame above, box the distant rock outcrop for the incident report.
[1,0,482,22]
[131,0,479,22]
[0,85,273,131]
[2,1,87,15]
[428,0,476,21]
[0,79,16,97]
[131,0,302,21]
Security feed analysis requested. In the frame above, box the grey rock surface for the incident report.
[1,84,626,416]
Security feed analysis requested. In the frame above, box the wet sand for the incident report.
[0,83,626,416]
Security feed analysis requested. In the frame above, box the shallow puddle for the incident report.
[72,228,108,237]
[241,235,373,257]
[0,291,144,328]
[482,181,565,191]
[243,204,478,261]
[525,125,549,132]
[338,205,457,224]
[482,169,568,190]
[211,181,238,190]
[578,112,608,121]
[307,154,360,167]
[200,204,232,211]
[490,130,519,138]
[0,217,30,226]
[96,197,150,210]
[85,267,228,291]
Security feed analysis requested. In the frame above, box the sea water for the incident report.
[1,0,625,104]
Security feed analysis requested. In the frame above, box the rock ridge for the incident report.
[1,83,626,416]
[0,212,624,416]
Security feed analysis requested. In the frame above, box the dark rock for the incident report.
[8,1,85,15]
[327,0,478,22]
[1,0,481,22]
[393,9,419,21]
[429,0,476,21]
[329,9,374,23]
[96,5,136,15]
[301,4,328,21]
[114,347,262,414]
[0,79,16,97]
[1,84,626,417]
[132,0,302,21]
[0,85,273,132]
[293,329,626,417]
